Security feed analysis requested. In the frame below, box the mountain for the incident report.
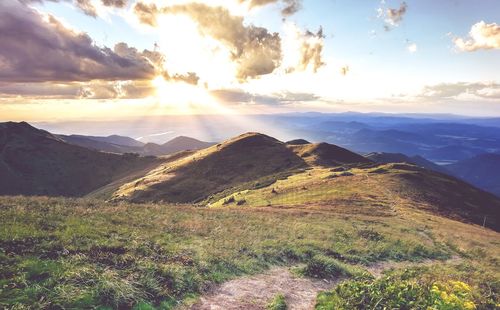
[447,153,500,197]
[113,133,307,203]
[365,152,449,174]
[286,139,311,145]
[423,145,484,162]
[142,136,215,156]
[60,134,214,156]
[110,132,500,230]
[83,134,144,147]
[59,134,143,154]
[0,122,159,196]
[290,142,372,167]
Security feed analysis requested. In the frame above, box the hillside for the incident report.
[365,152,449,174]
[113,133,307,202]
[83,134,144,147]
[110,132,500,230]
[0,122,160,196]
[58,134,143,154]
[290,142,372,167]
[0,193,498,309]
[447,153,500,197]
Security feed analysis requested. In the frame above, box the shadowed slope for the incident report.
[0,122,159,196]
[290,142,372,167]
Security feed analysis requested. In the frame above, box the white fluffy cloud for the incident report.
[454,21,500,52]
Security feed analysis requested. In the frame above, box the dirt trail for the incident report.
[188,257,462,310]
[189,267,338,310]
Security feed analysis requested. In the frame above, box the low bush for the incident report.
[315,267,494,310]
[267,293,287,310]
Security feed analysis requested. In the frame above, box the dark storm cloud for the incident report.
[0,1,163,83]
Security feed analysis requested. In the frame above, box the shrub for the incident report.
[304,255,364,279]
[223,196,235,205]
[267,294,287,310]
[315,269,480,310]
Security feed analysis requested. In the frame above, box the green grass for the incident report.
[315,263,499,309]
[0,195,498,309]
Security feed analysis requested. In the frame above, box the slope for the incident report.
[209,161,500,230]
[290,142,372,167]
[113,133,307,203]
[447,153,500,197]
[0,122,159,196]
[366,152,449,174]
[58,134,143,154]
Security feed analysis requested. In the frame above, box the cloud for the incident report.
[211,88,319,105]
[21,0,127,17]
[419,82,500,100]
[377,1,407,31]
[0,1,164,83]
[340,66,350,76]
[0,80,155,100]
[166,72,200,85]
[284,25,325,73]
[407,42,417,53]
[77,80,154,99]
[135,2,282,81]
[133,1,158,26]
[100,0,126,8]
[241,0,301,16]
[453,21,500,52]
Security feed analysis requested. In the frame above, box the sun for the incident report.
[151,76,223,114]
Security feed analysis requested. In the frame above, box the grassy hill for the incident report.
[111,133,500,230]
[0,122,160,196]
[290,142,372,167]
[113,133,307,203]
[365,152,449,174]
[208,162,500,230]
[0,196,498,309]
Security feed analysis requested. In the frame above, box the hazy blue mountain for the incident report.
[447,153,500,197]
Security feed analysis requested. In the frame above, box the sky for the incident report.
[0,0,499,121]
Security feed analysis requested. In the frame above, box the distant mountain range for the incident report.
[59,133,215,156]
